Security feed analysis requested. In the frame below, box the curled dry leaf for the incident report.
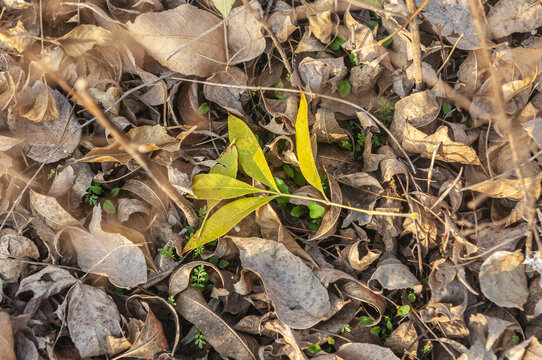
[0,230,39,282]
[415,0,480,50]
[15,267,77,315]
[229,236,331,329]
[341,241,381,274]
[204,68,247,117]
[67,283,122,358]
[338,172,383,227]
[465,173,542,201]
[480,251,529,310]
[487,0,542,39]
[29,190,80,231]
[175,286,258,360]
[227,1,266,63]
[264,319,307,360]
[126,4,225,77]
[80,125,180,164]
[314,108,348,144]
[56,206,147,288]
[169,260,224,299]
[368,253,422,292]
[57,24,114,57]
[0,312,16,360]
[17,80,58,122]
[122,178,169,215]
[10,88,81,163]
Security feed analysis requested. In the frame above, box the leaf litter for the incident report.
[1,0,542,359]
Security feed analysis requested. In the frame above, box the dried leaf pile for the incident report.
[1,0,542,359]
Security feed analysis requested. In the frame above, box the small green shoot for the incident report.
[197,102,210,116]
[423,343,432,354]
[47,169,56,179]
[198,206,207,222]
[185,226,195,241]
[167,295,176,307]
[380,37,393,47]
[467,118,475,127]
[338,80,351,98]
[360,316,373,325]
[84,182,103,206]
[326,336,335,345]
[368,20,378,30]
[349,53,356,65]
[329,36,347,51]
[376,97,394,126]
[194,329,206,349]
[341,324,351,333]
[291,205,306,217]
[2,280,7,288]
[274,177,290,208]
[110,187,120,197]
[513,335,520,344]
[274,80,286,100]
[158,247,176,260]
[442,102,452,115]
[190,265,210,292]
[308,343,322,355]
[209,256,230,269]
[408,291,416,303]
[532,320,540,326]
[397,305,411,316]
[309,202,325,218]
[286,73,292,82]
[370,326,381,335]
[103,200,116,214]
[194,246,204,258]
[338,140,352,151]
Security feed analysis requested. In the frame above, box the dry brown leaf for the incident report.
[308,10,337,44]
[17,80,58,122]
[117,198,150,223]
[230,236,331,329]
[80,125,180,164]
[56,206,147,288]
[480,251,528,310]
[204,68,247,117]
[0,20,35,52]
[403,124,480,165]
[29,190,80,231]
[0,231,39,282]
[114,301,169,359]
[227,1,266,63]
[122,178,169,216]
[57,24,114,57]
[0,312,16,360]
[298,57,346,93]
[264,319,307,360]
[368,253,422,292]
[344,10,390,67]
[334,343,399,360]
[341,241,381,274]
[314,108,348,144]
[415,0,480,50]
[384,320,418,356]
[15,267,77,315]
[338,172,383,227]
[175,286,258,360]
[465,173,542,201]
[0,134,23,151]
[126,4,225,77]
[10,88,80,162]
[67,283,123,358]
[487,0,542,39]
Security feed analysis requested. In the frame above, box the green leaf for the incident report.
[359,316,373,325]
[381,37,393,47]
[329,36,347,51]
[283,164,294,178]
[197,102,210,115]
[295,93,326,198]
[103,200,116,214]
[397,305,411,316]
[370,326,381,335]
[274,177,290,207]
[290,205,305,217]
[308,344,321,355]
[408,292,416,303]
[184,196,276,251]
[442,102,452,114]
[207,144,239,211]
[309,202,325,218]
[110,187,120,197]
[212,0,235,17]
[192,173,264,200]
[338,80,351,97]
[349,53,356,65]
[228,115,278,191]
[513,335,520,344]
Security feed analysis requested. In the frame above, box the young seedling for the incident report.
[47,169,56,179]
[190,265,210,292]
[194,329,206,349]
[84,182,103,206]
[157,247,176,260]
[184,92,418,254]
[167,296,176,307]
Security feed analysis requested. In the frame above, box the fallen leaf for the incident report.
[311,171,341,240]
[169,260,224,299]
[333,343,399,360]
[212,0,235,17]
[17,80,58,122]
[314,108,348,144]
[264,319,307,360]
[204,68,247,118]
[126,4,225,77]
[57,24,114,57]
[227,2,266,64]
[415,0,480,50]
[175,286,258,360]
[56,206,147,288]
[15,267,77,315]
[341,241,381,273]
[67,283,123,358]
[0,231,39,281]
[0,20,35,52]
[368,253,422,292]
[29,190,80,231]
[308,10,338,44]
[229,236,331,329]
[480,251,528,309]
[0,312,16,360]
[122,178,169,215]
[465,173,542,201]
[487,0,542,39]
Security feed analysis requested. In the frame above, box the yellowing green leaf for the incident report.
[208,143,239,211]
[228,115,278,191]
[192,173,264,200]
[212,0,235,17]
[183,196,276,252]
[295,93,326,198]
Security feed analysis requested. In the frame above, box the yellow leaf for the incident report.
[295,92,326,198]
[192,173,264,200]
[183,196,276,252]
[208,143,238,211]
[228,115,278,191]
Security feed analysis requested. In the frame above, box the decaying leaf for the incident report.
[67,283,123,358]
[487,0,542,39]
[204,68,247,118]
[333,343,399,360]
[126,4,225,77]
[0,230,39,282]
[56,206,147,288]
[57,24,114,57]
[369,253,422,292]
[480,251,528,309]
[175,286,258,360]
[227,2,266,63]
[0,312,16,360]
[314,108,348,144]
[29,190,80,231]
[230,236,331,329]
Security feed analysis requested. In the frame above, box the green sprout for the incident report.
[47,169,56,179]
[194,329,206,349]
[167,296,176,307]
[190,265,210,292]
[158,247,176,260]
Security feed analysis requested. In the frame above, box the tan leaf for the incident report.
[334,343,399,360]
[0,20,35,52]
[480,251,528,310]
[56,206,147,288]
[229,236,331,329]
[368,253,422,292]
[314,108,348,144]
[204,68,247,117]
[67,283,122,358]
[58,24,114,57]
[0,134,23,151]
[18,80,58,122]
[227,1,266,63]
[488,0,542,39]
[126,4,225,77]
[308,10,337,44]
[0,312,16,360]
[29,190,80,231]
[465,173,542,201]
[175,286,258,360]
[0,231,39,281]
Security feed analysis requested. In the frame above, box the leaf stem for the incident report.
[270,191,418,219]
